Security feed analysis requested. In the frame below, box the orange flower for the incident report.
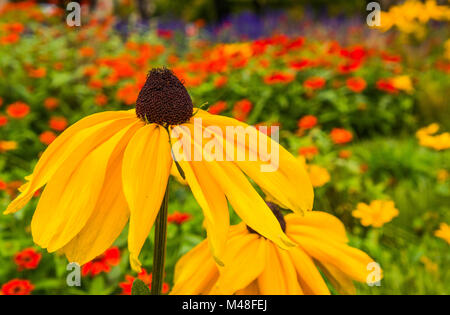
[1,33,20,45]
[1,279,34,295]
[346,77,367,93]
[117,83,139,105]
[6,102,30,119]
[298,115,318,130]
[79,46,95,57]
[0,179,6,190]
[14,248,42,271]
[39,131,56,145]
[95,94,108,106]
[299,146,319,159]
[339,149,352,159]
[44,97,59,110]
[376,79,397,94]
[0,115,8,127]
[49,116,68,131]
[264,72,295,85]
[208,101,227,115]
[330,128,353,145]
[214,76,228,88]
[168,211,192,225]
[28,67,46,78]
[304,77,326,90]
[232,99,253,121]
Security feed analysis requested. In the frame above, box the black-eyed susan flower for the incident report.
[171,203,378,295]
[4,68,313,272]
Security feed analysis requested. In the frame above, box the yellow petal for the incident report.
[31,120,138,252]
[316,261,356,295]
[285,212,348,244]
[289,247,330,295]
[171,240,219,295]
[61,121,143,265]
[211,233,266,294]
[257,241,303,295]
[275,246,304,294]
[196,109,314,212]
[122,125,172,271]
[5,111,137,215]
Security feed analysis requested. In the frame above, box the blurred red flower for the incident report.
[28,67,46,78]
[119,269,169,295]
[6,102,30,119]
[44,97,59,110]
[49,116,68,131]
[330,128,353,145]
[168,211,191,225]
[304,77,326,90]
[264,72,295,85]
[346,77,367,93]
[376,79,397,94]
[214,76,228,88]
[14,248,42,271]
[232,99,253,121]
[95,94,108,106]
[81,247,120,277]
[298,115,318,130]
[0,115,8,127]
[1,279,34,295]
[39,131,56,145]
[208,101,227,115]
[299,146,319,159]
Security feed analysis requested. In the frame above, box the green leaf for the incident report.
[131,279,151,295]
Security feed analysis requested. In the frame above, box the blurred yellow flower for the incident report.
[434,223,450,244]
[416,123,450,151]
[308,165,331,187]
[352,200,399,228]
[391,75,413,93]
[445,39,450,60]
[420,256,438,273]
[437,169,449,182]
[0,140,18,152]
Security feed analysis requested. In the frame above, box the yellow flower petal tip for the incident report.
[130,255,142,273]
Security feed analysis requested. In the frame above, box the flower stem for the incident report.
[151,182,169,295]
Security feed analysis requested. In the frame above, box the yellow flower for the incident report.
[0,140,17,152]
[308,165,331,187]
[435,223,450,244]
[352,200,399,228]
[391,75,413,93]
[437,169,449,182]
[416,123,439,138]
[171,206,379,295]
[420,256,438,273]
[416,124,450,151]
[4,68,313,271]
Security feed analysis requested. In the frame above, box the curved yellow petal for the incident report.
[195,109,314,213]
[211,233,266,294]
[171,240,219,295]
[5,110,137,215]
[285,212,348,244]
[257,242,303,295]
[61,121,143,265]
[316,261,356,295]
[289,247,330,295]
[31,120,139,252]
[122,125,172,271]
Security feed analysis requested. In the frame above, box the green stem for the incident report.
[151,181,169,295]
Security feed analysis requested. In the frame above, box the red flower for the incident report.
[0,179,7,190]
[49,116,68,131]
[81,247,121,277]
[39,131,56,145]
[1,279,34,295]
[214,76,227,88]
[28,67,46,78]
[298,115,318,130]
[168,211,191,225]
[79,46,95,57]
[119,269,169,295]
[0,115,8,127]
[14,248,42,271]
[346,77,367,93]
[330,128,353,145]
[6,102,30,119]
[376,79,397,94]
[208,101,227,115]
[381,52,401,63]
[264,72,294,85]
[299,146,319,159]
[232,99,253,121]
[304,77,326,90]
[339,149,352,159]
[289,59,311,71]
[44,97,59,110]
[95,94,108,106]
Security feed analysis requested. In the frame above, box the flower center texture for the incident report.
[136,68,193,126]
